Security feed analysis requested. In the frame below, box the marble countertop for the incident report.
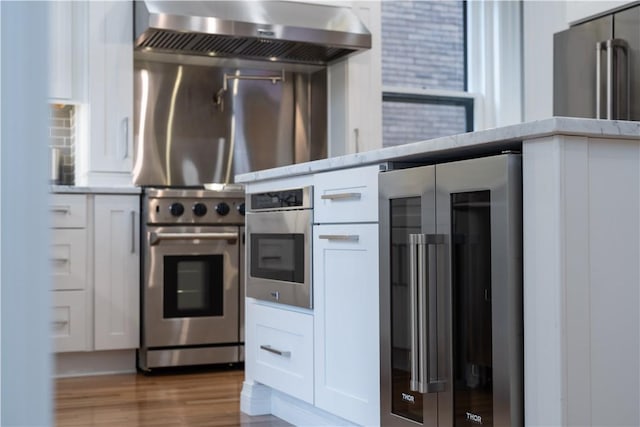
[51,185,142,195]
[236,117,640,183]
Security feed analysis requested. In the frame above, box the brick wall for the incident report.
[381,0,466,147]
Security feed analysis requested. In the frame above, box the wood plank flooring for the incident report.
[55,367,290,426]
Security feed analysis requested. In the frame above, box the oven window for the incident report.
[163,255,224,318]
[250,234,304,283]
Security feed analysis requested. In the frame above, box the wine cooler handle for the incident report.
[409,234,445,394]
[427,235,445,392]
[409,234,420,392]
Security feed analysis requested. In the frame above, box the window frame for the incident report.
[380,1,475,144]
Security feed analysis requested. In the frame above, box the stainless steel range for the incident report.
[138,187,246,371]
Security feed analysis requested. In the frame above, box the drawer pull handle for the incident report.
[52,320,69,326]
[260,345,291,358]
[320,192,361,201]
[50,257,69,263]
[50,206,70,214]
[318,234,359,242]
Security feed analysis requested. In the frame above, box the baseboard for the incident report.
[270,390,355,426]
[54,350,137,377]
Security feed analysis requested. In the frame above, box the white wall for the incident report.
[565,0,632,24]
[0,1,53,425]
[523,0,637,121]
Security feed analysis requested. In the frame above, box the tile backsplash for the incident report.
[49,104,75,185]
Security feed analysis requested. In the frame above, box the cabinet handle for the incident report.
[50,257,69,263]
[318,234,359,242]
[320,192,361,201]
[354,127,360,153]
[123,117,130,159]
[50,206,70,214]
[260,345,291,358]
[131,211,136,253]
[596,41,604,119]
[51,320,69,326]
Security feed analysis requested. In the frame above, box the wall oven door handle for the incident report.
[149,232,238,246]
[409,233,445,394]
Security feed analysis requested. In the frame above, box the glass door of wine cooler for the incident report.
[379,154,523,427]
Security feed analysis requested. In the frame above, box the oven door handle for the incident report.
[149,232,238,245]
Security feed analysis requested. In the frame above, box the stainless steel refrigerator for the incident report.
[379,154,523,427]
[554,4,639,121]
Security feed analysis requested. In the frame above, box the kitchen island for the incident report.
[236,117,640,427]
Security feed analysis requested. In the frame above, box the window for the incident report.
[381,0,472,147]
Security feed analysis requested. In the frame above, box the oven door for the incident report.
[246,209,312,308]
[144,225,240,347]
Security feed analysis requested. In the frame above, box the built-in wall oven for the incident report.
[138,188,246,371]
[379,154,523,426]
[246,187,313,309]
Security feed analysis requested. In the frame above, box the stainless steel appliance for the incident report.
[138,188,246,371]
[133,1,371,65]
[246,186,313,309]
[379,154,523,426]
[554,3,639,121]
[132,58,327,187]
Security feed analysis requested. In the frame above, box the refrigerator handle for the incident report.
[605,39,630,120]
[596,41,605,119]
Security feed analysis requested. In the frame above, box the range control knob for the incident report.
[215,202,230,216]
[168,202,184,217]
[237,202,246,216]
[192,203,207,217]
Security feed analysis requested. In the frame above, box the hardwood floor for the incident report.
[55,367,290,426]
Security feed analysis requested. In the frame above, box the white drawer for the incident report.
[49,194,87,228]
[50,229,87,290]
[251,303,314,404]
[314,164,379,224]
[51,291,87,353]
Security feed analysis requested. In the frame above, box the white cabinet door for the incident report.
[313,223,380,426]
[48,1,73,100]
[329,1,382,156]
[249,302,314,404]
[93,195,139,350]
[85,1,133,183]
[51,290,87,352]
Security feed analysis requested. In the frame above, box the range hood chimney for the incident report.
[134,1,372,65]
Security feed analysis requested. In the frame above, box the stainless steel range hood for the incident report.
[134,0,372,65]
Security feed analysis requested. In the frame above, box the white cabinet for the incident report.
[328,1,382,156]
[48,1,73,100]
[51,291,87,353]
[313,223,379,426]
[248,302,314,404]
[314,164,379,223]
[312,165,381,426]
[93,195,140,350]
[48,1,87,101]
[49,194,89,352]
[48,192,140,353]
[79,1,133,186]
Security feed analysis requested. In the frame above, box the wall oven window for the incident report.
[250,234,304,283]
[163,255,224,318]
